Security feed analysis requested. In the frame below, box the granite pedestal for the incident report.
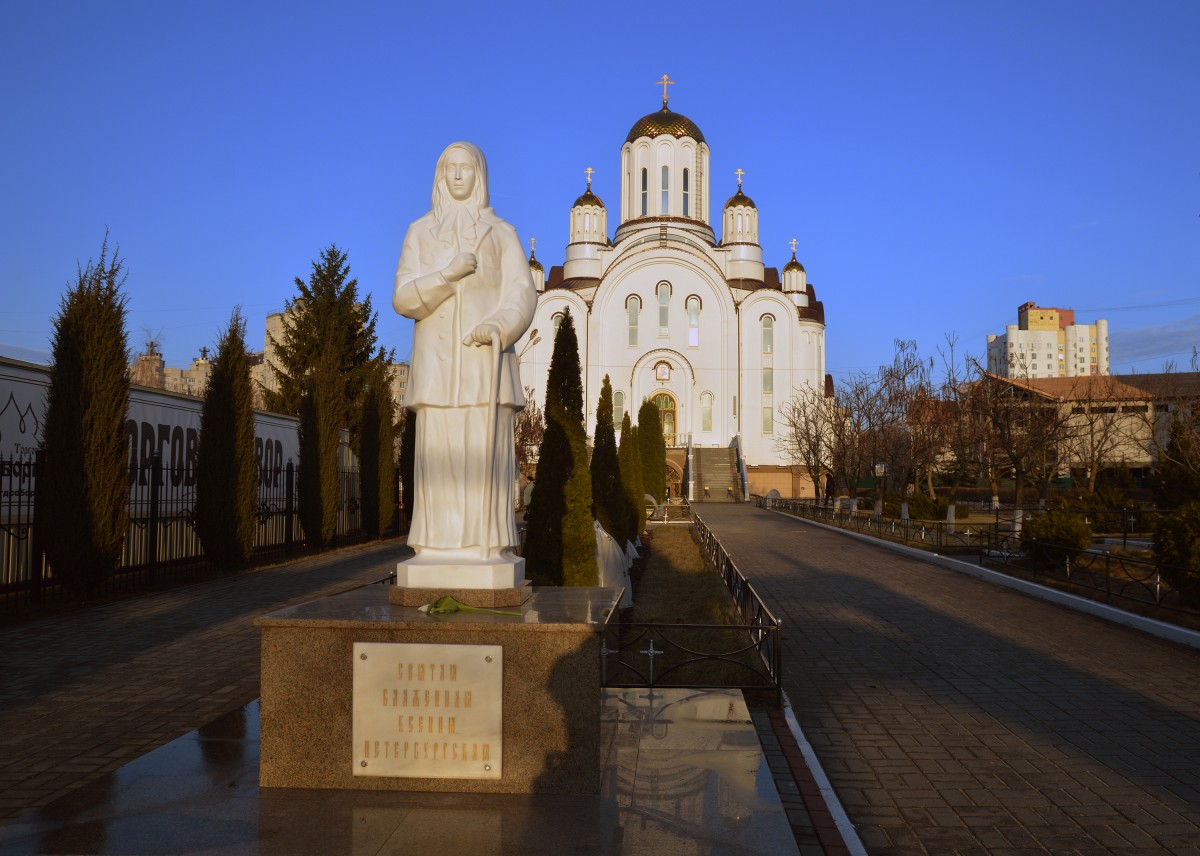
[255,585,619,795]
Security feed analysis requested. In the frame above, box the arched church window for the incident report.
[701,392,713,433]
[661,166,669,214]
[686,296,700,347]
[626,295,640,347]
[761,315,774,355]
[552,312,564,337]
[584,213,591,232]
[682,168,690,217]
[640,169,648,217]
[613,391,625,427]
[737,213,743,233]
[657,282,671,334]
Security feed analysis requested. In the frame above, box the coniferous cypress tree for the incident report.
[591,375,627,547]
[195,308,257,565]
[618,414,645,540]
[359,357,397,539]
[40,236,130,598]
[637,398,667,503]
[297,355,342,548]
[525,310,597,586]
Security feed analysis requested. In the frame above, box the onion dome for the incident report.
[626,105,706,144]
[528,248,543,273]
[783,252,805,273]
[573,188,605,208]
[724,188,756,209]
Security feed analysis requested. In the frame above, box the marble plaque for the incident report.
[352,642,503,779]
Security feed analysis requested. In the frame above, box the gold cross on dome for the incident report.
[657,74,675,105]
[530,237,536,253]
[584,166,594,188]
[789,237,798,255]
[734,168,745,189]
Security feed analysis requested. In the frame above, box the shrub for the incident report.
[1153,502,1200,606]
[1021,510,1093,566]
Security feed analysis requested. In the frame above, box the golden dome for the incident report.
[626,106,706,144]
[573,188,605,208]
[528,250,544,272]
[783,252,805,273]
[724,189,756,209]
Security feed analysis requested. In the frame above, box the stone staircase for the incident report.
[692,447,743,502]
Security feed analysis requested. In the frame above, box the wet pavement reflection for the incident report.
[0,689,797,855]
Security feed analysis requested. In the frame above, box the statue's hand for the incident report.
[443,252,477,282]
[464,321,502,347]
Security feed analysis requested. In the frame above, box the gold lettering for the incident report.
[363,740,369,758]
[450,664,457,681]
[465,691,472,709]
[472,743,478,761]
[437,716,443,734]
[482,743,490,762]
[449,717,456,735]
[408,715,414,733]
[433,742,438,761]
[407,663,414,681]
[392,689,398,707]
[374,740,380,758]
[434,689,440,707]
[418,664,425,681]
[412,689,420,708]
[424,689,431,707]
[452,743,459,760]
[403,741,409,759]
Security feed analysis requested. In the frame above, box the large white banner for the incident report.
[1,358,299,489]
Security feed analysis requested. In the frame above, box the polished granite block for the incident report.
[255,586,620,795]
[0,689,798,855]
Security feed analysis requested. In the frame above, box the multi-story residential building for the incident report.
[986,301,1109,379]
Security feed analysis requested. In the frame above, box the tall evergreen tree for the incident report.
[525,310,597,586]
[195,308,257,565]
[637,398,667,503]
[297,354,342,548]
[359,358,397,539]
[40,236,130,598]
[263,245,381,427]
[618,415,645,540]
[591,375,628,547]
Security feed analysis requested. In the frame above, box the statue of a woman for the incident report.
[392,142,536,591]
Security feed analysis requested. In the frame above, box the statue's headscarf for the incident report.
[432,141,490,248]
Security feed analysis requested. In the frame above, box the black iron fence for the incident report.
[981,529,1198,616]
[1,451,400,609]
[758,496,1198,623]
[761,496,1007,552]
[601,513,783,705]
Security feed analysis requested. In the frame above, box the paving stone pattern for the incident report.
[0,540,411,822]
[697,504,1200,856]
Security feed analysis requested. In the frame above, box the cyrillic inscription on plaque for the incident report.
[352,642,502,779]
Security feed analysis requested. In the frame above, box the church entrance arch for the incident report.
[652,391,677,447]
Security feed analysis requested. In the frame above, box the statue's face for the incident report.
[443,149,476,202]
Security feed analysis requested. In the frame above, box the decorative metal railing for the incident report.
[1,451,400,609]
[602,513,782,705]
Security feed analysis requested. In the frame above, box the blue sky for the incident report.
[3,1,1198,383]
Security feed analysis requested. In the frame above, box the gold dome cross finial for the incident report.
[735,168,745,189]
[584,166,594,189]
[657,74,675,106]
[530,237,536,253]
[789,237,798,255]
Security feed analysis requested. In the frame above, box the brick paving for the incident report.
[696,504,1200,855]
[0,539,411,822]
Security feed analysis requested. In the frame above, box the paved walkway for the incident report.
[695,504,1200,855]
[0,540,411,821]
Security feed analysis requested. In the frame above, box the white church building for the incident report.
[516,85,829,500]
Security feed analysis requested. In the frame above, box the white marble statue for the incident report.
[392,142,537,589]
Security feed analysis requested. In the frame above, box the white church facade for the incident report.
[515,85,829,499]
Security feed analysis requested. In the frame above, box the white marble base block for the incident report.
[395,554,526,591]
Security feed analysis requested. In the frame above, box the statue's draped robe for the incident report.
[393,208,536,554]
